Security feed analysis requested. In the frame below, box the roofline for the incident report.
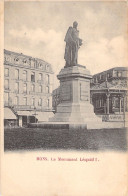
[4,49,51,66]
[93,66,128,77]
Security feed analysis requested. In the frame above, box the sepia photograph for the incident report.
[1,1,128,196]
[3,1,128,151]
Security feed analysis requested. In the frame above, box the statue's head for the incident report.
[73,21,78,28]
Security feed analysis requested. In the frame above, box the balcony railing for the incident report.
[14,90,19,94]
[4,102,11,107]
[4,87,10,90]
[23,91,27,94]
[37,80,44,83]
[29,91,35,95]
[98,114,125,122]
[4,103,53,113]
[13,105,35,111]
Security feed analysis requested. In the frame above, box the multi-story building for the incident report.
[4,49,54,127]
[52,67,128,121]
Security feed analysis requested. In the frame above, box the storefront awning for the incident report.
[4,108,17,120]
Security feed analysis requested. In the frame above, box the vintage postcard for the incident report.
[0,0,128,196]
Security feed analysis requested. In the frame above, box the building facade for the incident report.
[52,67,128,121]
[90,67,128,121]
[4,49,54,127]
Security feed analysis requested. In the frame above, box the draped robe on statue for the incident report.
[64,26,81,67]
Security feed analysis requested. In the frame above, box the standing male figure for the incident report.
[64,21,82,67]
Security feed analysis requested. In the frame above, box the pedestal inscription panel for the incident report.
[80,82,90,101]
[60,84,71,101]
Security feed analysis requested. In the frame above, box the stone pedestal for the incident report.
[49,65,102,127]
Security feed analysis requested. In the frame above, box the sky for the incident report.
[4,1,128,89]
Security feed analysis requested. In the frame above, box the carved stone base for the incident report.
[50,102,101,123]
[49,65,102,128]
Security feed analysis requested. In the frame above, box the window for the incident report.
[15,69,19,80]
[47,99,49,107]
[31,98,35,106]
[39,85,42,93]
[38,98,42,106]
[31,84,35,92]
[5,55,11,62]
[46,74,49,84]
[4,79,9,90]
[39,73,42,81]
[46,86,49,93]
[107,73,111,78]
[5,68,9,77]
[46,64,49,71]
[15,58,19,62]
[4,92,9,104]
[23,97,27,105]
[15,82,19,93]
[117,72,122,77]
[31,72,35,82]
[101,75,104,80]
[14,96,19,105]
[23,70,27,81]
[23,59,27,64]
[23,83,27,93]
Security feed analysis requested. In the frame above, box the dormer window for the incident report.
[46,64,49,71]
[15,58,19,62]
[23,59,27,64]
[5,56,10,62]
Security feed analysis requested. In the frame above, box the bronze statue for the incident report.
[64,21,82,67]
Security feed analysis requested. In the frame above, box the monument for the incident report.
[64,21,82,67]
[49,21,102,129]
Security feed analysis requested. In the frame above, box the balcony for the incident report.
[4,87,10,92]
[14,90,19,94]
[23,91,27,94]
[29,91,35,95]
[12,105,52,112]
[4,102,12,107]
[37,80,44,83]
[13,105,35,111]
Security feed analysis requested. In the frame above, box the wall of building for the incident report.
[90,67,128,115]
[4,49,54,126]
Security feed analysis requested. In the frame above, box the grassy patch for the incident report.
[4,127,127,151]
